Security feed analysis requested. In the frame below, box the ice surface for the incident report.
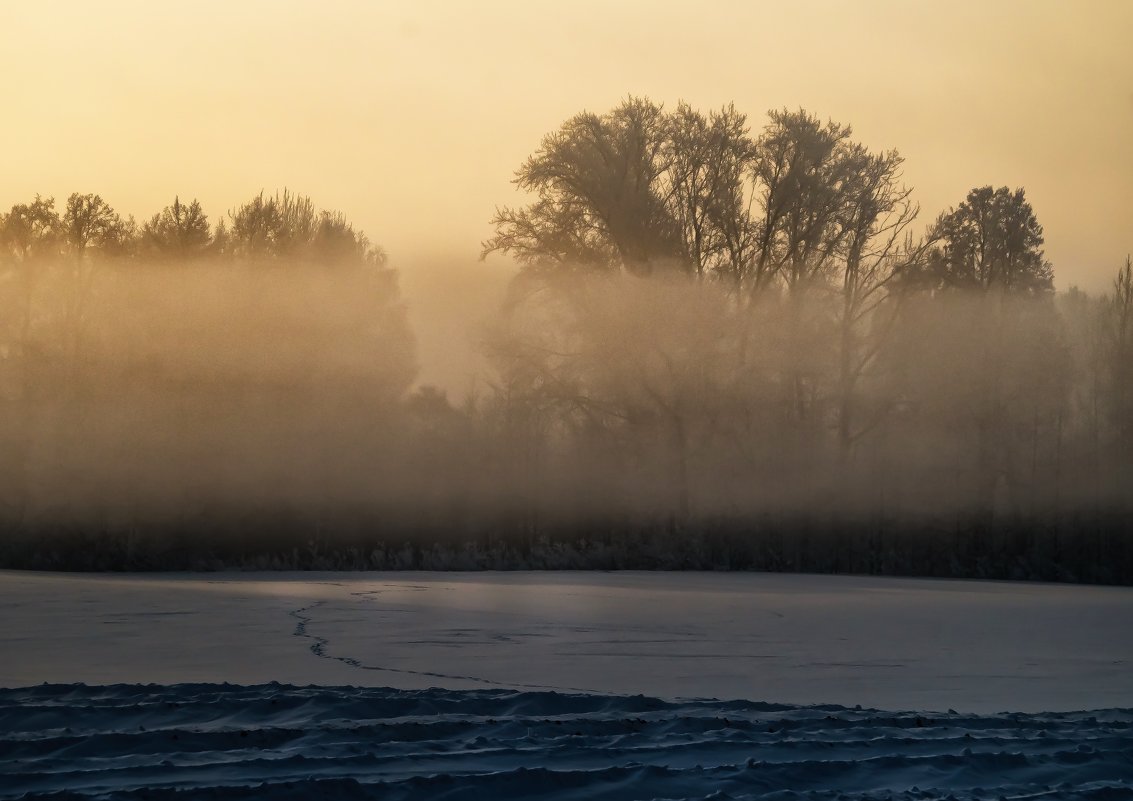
[2,570,1131,713]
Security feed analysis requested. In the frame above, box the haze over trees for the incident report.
[0,99,1129,582]
[0,190,413,549]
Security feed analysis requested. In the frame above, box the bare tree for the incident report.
[832,146,926,462]
[1,196,62,357]
[749,109,857,294]
[62,193,127,260]
[1,196,61,264]
[662,103,757,282]
[141,197,210,260]
[483,97,684,275]
[60,194,128,362]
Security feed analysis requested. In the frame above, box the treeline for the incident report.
[1,190,386,266]
[475,100,1131,527]
[0,189,417,565]
[1,99,1131,582]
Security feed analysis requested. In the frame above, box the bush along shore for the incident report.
[2,509,1130,585]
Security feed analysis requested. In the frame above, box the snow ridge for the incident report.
[2,683,1131,800]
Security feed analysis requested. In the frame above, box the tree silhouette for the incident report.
[485,101,929,300]
[1,196,62,367]
[924,186,1053,293]
[1,196,61,263]
[58,194,130,362]
[663,103,757,282]
[227,190,382,265]
[483,97,683,275]
[229,191,286,258]
[485,99,941,464]
[750,109,858,293]
[141,197,210,259]
[830,144,924,461]
[310,210,386,266]
[62,193,128,259]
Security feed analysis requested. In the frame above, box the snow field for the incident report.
[2,683,1131,800]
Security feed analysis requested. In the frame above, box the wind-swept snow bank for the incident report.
[2,683,1131,801]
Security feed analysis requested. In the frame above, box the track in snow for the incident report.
[2,683,1131,800]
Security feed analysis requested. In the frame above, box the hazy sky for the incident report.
[1,0,1130,291]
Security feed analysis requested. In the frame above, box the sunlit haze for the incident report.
[3,7,1133,793]
[2,0,1129,295]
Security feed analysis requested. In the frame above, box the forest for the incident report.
[1,99,1130,582]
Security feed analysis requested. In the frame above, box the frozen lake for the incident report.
[3,570,1131,713]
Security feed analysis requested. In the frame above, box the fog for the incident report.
[1,90,1130,580]
[398,256,514,392]
[1,262,412,517]
[0,248,1129,580]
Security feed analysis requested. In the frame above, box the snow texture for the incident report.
[3,571,1131,713]
[2,571,1132,799]
[2,683,1131,800]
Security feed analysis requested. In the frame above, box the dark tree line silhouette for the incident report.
[0,100,1130,582]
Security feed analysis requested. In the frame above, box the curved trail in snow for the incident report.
[288,596,604,695]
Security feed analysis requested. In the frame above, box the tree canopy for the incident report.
[141,197,210,259]
[484,99,924,299]
[919,186,1053,293]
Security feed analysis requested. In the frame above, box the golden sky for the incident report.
[2,0,1130,290]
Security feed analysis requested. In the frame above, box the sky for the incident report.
[1,0,1130,296]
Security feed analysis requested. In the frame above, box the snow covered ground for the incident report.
[3,683,1131,800]
[3,570,1131,712]
[2,571,1132,799]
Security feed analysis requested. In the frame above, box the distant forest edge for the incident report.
[1,98,1131,583]
[3,512,1132,585]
